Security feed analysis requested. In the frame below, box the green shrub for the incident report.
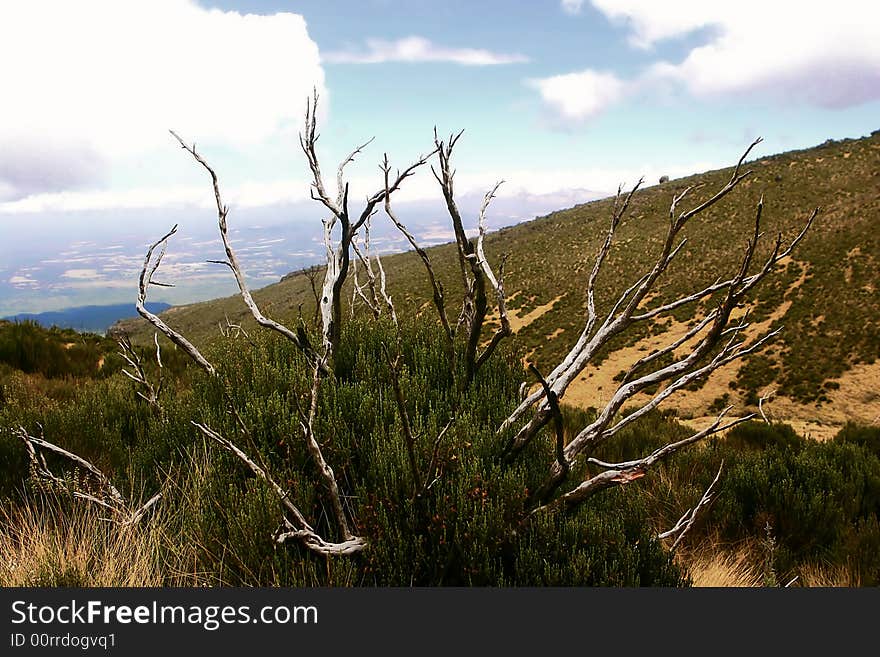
[834,422,880,456]
[725,421,802,452]
[3,316,879,587]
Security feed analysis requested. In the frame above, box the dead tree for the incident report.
[135,224,365,555]
[430,131,511,385]
[300,90,435,359]
[491,138,817,510]
[129,114,393,556]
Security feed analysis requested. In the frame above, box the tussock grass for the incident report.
[795,562,859,588]
[683,542,858,587]
[686,548,764,587]
[0,494,199,587]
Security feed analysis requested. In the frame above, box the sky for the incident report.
[1,0,878,316]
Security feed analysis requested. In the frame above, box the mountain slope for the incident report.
[116,132,880,435]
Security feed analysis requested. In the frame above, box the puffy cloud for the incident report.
[324,36,528,66]
[590,0,720,49]
[527,70,627,123]
[0,0,325,200]
[560,0,585,15]
[536,2,880,125]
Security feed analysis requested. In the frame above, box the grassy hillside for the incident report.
[117,132,880,434]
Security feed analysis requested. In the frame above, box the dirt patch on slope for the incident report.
[553,259,878,440]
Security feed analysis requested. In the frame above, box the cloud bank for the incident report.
[538,1,880,123]
[324,36,528,66]
[0,0,325,201]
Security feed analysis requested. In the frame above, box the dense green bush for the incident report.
[644,424,880,585]
[0,321,116,379]
[3,317,879,586]
[834,422,880,456]
[724,420,802,452]
[1,318,685,586]
[173,319,684,585]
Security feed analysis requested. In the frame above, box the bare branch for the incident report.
[499,139,811,462]
[532,411,749,515]
[759,389,776,424]
[117,332,164,413]
[473,182,512,371]
[298,360,355,541]
[528,363,568,478]
[170,130,323,371]
[16,427,161,526]
[193,420,366,556]
[659,460,724,552]
[382,155,452,341]
[136,225,216,376]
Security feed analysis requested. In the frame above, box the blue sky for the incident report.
[1,0,878,315]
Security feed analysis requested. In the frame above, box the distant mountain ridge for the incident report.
[4,302,171,334]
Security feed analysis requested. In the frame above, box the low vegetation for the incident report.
[2,319,879,586]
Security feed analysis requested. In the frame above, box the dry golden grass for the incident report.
[683,543,859,588]
[795,563,859,588]
[0,495,200,587]
[686,548,764,587]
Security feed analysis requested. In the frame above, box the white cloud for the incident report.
[561,0,585,15]
[590,0,718,49]
[0,178,315,214]
[0,1,325,201]
[537,3,880,125]
[62,269,102,280]
[9,274,40,288]
[590,1,880,107]
[324,36,528,66]
[528,70,627,123]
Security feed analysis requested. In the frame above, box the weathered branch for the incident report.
[169,130,324,372]
[531,410,748,515]
[528,363,568,478]
[117,332,164,413]
[473,182,512,372]
[759,389,776,424]
[192,418,366,556]
[298,359,355,541]
[136,225,216,376]
[382,155,453,342]
[499,140,816,462]
[16,427,161,526]
[658,460,724,552]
